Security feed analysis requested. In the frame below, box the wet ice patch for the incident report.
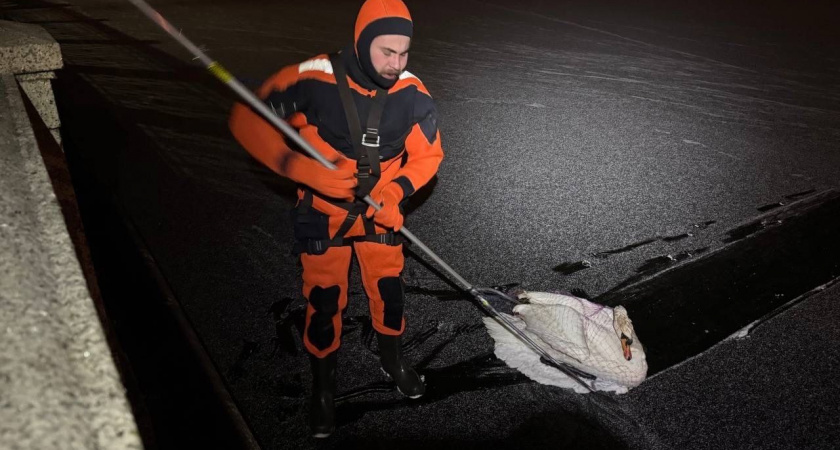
[483,291,648,394]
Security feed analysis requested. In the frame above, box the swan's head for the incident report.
[612,306,635,361]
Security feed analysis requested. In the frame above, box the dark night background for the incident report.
[4,0,839,448]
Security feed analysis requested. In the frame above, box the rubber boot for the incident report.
[377,333,426,399]
[309,352,337,438]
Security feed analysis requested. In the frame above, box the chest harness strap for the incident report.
[293,53,402,255]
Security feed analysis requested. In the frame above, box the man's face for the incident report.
[369,34,410,80]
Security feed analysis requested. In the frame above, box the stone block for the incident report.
[16,73,60,130]
[0,20,63,74]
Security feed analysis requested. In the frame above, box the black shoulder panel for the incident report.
[264,83,303,119]
[413,91,438,144]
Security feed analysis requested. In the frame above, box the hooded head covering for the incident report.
[354,0,413,89]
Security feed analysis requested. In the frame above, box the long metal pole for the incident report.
[125,0,597,393]
[124,0,335,170]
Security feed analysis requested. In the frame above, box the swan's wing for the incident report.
[483,315,594,394]
[523,291,606,319]
[520,291,578,307]
[517,304,590,361]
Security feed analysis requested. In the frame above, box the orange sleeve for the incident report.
[391,84,444,198]
[228,64,307,177]
[394,125,443,197]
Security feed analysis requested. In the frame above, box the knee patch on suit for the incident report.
[307,285,341,351]
[378,277,405,331]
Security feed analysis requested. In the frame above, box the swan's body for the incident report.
[483,291,647,394]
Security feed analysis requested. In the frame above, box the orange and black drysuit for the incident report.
[229,0,443,359]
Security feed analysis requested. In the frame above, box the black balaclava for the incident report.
[353,0,413,90]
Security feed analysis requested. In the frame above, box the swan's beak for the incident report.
[620,334,633,361]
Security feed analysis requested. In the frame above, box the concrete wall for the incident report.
[0,20,142,450]
[0,20,64,143]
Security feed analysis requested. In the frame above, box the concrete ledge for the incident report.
[16,72,61,143]
[1,20,63,144]
[0,73,141,449]
[0,20,63,74]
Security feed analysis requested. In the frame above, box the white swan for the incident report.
[483,291,647,394]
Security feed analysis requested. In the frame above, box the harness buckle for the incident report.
[374,233,397,246]
[301,237,350,255]
[306,239,327,255]
[362,133,380,148]
[356,155,371,176]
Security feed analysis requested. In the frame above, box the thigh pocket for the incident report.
[290,207,330,241]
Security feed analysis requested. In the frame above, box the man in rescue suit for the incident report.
[229,0,443,438]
